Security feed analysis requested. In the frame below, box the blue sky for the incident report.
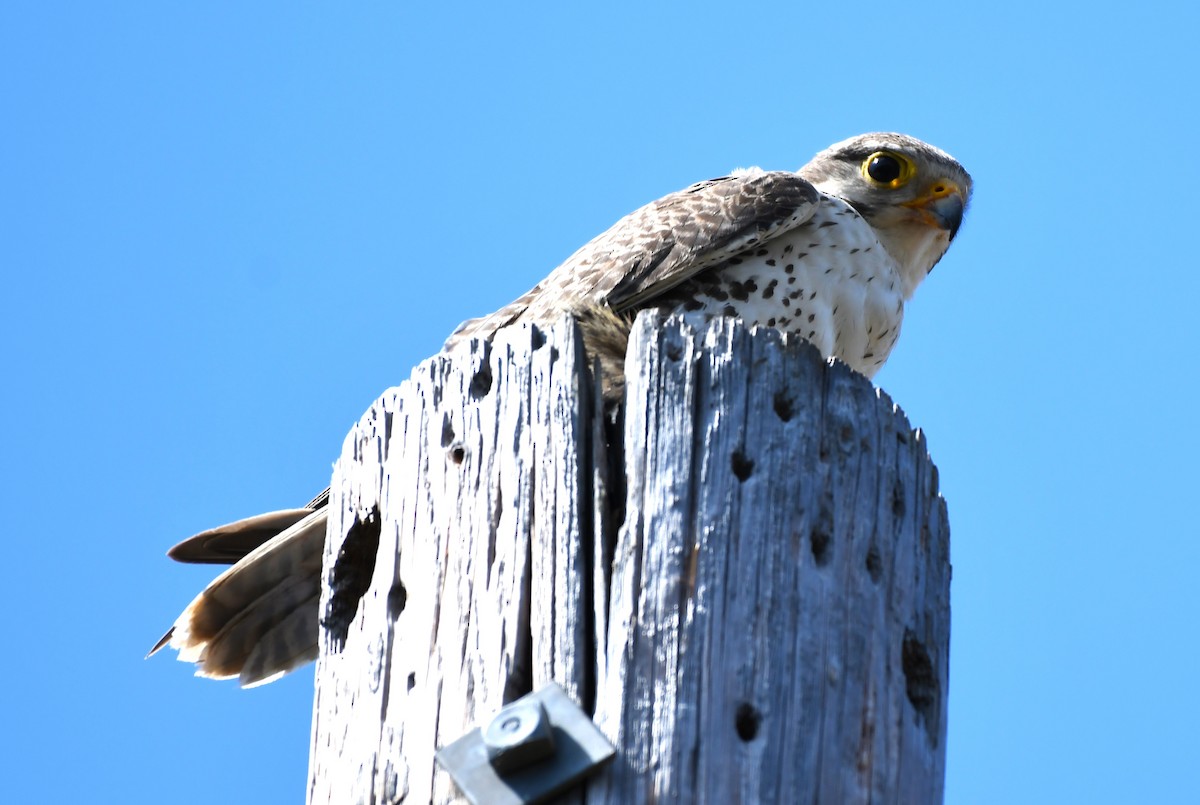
[3,2,1197,802]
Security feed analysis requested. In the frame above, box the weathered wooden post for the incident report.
[307,312,951,804]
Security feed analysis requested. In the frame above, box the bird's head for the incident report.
[799,132,972,299]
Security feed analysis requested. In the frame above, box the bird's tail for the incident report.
[150,508,328,687]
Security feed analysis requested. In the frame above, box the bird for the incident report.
[150,132,972,686]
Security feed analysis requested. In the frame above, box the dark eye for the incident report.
[866,154,903,184]
[860,150,916,188]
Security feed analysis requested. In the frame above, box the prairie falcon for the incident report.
[151,132,971,685]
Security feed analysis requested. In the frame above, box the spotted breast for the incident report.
[656,191,903,378]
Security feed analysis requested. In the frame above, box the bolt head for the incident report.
[483,700,556,773]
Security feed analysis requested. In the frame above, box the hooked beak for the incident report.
[901,181,965,240]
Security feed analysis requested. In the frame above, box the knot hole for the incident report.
[734,702,761,742]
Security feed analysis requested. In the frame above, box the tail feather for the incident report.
[195,568,320,678]
[159,508,327,684]
[240,596,321,687]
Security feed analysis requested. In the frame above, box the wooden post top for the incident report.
[308,314,950,805]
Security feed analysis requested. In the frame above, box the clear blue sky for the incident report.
[3,3,1197,803]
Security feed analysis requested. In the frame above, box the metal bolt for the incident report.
[483,700,556,774]
[436,683,616,804]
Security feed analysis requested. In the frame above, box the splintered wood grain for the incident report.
[307,320,596,805]
[308,313,950,805]
[591,313,950,805]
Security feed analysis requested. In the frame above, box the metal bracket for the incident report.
[435,683,615,805]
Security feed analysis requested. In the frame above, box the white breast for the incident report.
[673,195,906,378]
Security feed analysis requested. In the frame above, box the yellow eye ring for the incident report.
[862,151,916,189]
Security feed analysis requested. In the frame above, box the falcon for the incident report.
[150,132,972,686]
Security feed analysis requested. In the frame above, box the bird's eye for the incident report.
[866,155,902,183]
[862,151,915,189]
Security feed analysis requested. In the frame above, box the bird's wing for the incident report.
[447,170,821,342]
[166,509,315,564]
[165,488,330,565]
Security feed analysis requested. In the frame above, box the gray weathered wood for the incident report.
[307,320,597,804]
[592,314,950,803]
[307,313,951,804]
